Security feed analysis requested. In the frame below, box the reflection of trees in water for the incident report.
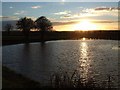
[20,43,32,74]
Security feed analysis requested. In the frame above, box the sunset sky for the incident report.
[2,2,119,31]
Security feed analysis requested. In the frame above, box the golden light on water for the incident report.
[74,20,98,31]
[79,41,91,82]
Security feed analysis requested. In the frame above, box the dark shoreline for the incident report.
[2,66,41,88]
[2,30,120,46]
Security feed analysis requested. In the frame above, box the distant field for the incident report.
[2,30,120,45]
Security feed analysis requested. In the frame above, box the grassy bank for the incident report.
[2,30,120,45]
[2,66,41,88]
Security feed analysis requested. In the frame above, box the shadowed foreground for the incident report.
[2,66,40,88]
[2,66,118,89]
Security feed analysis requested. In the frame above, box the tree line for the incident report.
[5,16,53,42]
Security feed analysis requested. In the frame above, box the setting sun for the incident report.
[74,20,98,31]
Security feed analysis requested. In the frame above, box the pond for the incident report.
[2,39,119,88]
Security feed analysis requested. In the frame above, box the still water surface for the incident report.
[3,40,119,87]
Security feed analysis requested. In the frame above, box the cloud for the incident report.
[31,5,42,9]
[14,10,26,15]
[93,20,118,23]
[2,0,120,2]
[93,7,119,17]
[78,7,84,9]
[61,0,65,2]
[94,7,120,11]
[52,6,119,24]
[27,16,37,20]
[1,16,19,21]
[52,20,118,28]
[52,21,76,25]
[0,16,9,18]
[60,12,96,19]
[54,10,71,15]
[76,7,119,18]
[9,6,13,9]
[60,8,118,21]
[52,21,76,26]
[81,7,120,14]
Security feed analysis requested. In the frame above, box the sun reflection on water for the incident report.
[79,41,91,83]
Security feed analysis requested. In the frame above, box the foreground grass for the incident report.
[49,71,117,90]
[3,66,117,89]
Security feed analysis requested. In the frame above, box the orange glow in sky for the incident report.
[74,20,98,31]
[53,20,118,31]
